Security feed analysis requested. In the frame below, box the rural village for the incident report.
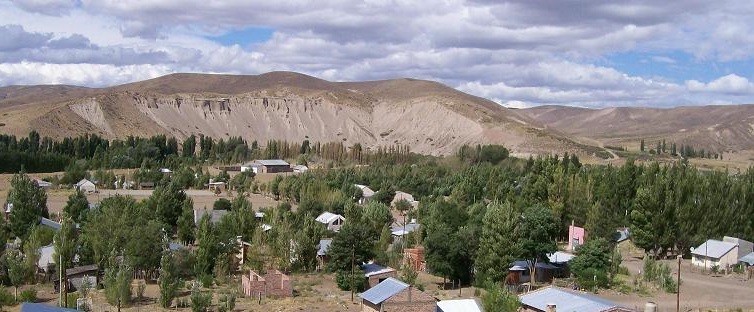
[0,131,752,312]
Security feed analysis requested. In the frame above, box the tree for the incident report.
[104,252,133,311]
[159,251,179,308]
[177,198,195,245]
[517,205,558,281]
[3,249,30,301]
[190,282,212,312]
[482,282,520,312]
[569,237,614,289]
[327,222,376,272]
[213,198,232,211]
[149,179,188,229]
[63,189,89,224]
[54,216,77,306]
[476,202,520,283]
[7,172,49,239]
[194,214,219,278]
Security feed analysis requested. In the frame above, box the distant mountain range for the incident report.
[1,72,752,159]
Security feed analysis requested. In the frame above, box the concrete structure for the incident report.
[315,212,345,232]
[363,262,397,289]
[242,159,292,174]
[241,270,292,298]
[355,184,375,204]
[359,277,436,312]
[75,179,96,193]
[691,239,740,269]
[723,236,754,259]
[568,223,586,251]
[520,286,634,312]
[436,299,483,312]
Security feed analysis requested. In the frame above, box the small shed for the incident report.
[315,212,345,232]
[75,179,96,193]
[362,262,397,289]
[519,286,634,312]
[33,179,52,190]
[317,239,332,271]
[242,160,292,174]
[39,217,62,231]
[359,277,436,312]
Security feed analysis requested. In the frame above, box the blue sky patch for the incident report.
[207,27,274,47]
[603,51,754,83]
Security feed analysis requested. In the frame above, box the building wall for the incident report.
[263,165,293,173]
[383,287,437,312]
[403,248,426,272]
[241,270,293,298]
[361,301,381,312]
[692,247,740,269]
[367,271,397,288]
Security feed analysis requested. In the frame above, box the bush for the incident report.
[335,270,366,292]
[213,198,232,210]
[190,283,212,312]
[576,268,609,291]
[18,288,37,303]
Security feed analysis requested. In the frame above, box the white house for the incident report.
[75,179,96,193]
[315,212,345,232]
[355,184,375,204]
[691,239,740,269]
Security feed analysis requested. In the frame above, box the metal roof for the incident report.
[520,287,631,312]
[39,217,61,231]
[315,212,344,224]
[256,159,290,166]
[437,299,483,312]
[317,239,332,256]
[362,262,396,277]
[359,277,408,304]
[21,302,78,312]
[547,251,575,264]
[691,239,738,259]
[739,252,754,265]
[355,184,375,197]
[615,228,630,243]
[391,222,421,236]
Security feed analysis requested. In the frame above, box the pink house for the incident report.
[568,223,586,251]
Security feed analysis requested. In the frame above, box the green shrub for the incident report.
[576,268,609,291]
[18,288,37,303]
[336,270,366,291]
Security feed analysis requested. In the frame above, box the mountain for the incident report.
[521,105,754,153]
[0,72,594,157]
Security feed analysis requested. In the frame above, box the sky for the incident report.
[1,0,754,108]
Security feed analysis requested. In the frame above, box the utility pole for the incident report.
[677,255,681,312]
[59,252,63,307]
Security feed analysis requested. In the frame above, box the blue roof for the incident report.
[520,287,630,312]
[317,239,332,256]
[39,217,61,231]
[740,252,754,265]
[359,277,409,304]
[691,239,738,259]
[21,302,78,312]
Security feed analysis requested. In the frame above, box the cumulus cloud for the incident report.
[11,0,78,16]
[686,74,754,95]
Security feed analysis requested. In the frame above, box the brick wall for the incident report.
[403,247,426,272]
[383,287,437,312]
[241,270,292,298]
[366,270,397,288]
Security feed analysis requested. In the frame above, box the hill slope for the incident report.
[0,72,600,157]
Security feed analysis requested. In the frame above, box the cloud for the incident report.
[0,61,171,86]
[686,74,754,95]
[11,0,78,16]
[0,24,52,51]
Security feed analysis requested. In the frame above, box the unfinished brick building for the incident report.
[241,270,293,298]
[403,247,426,272]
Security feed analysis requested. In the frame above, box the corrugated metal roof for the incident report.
[359,277,408,304]
[21,302,78,312]
[739,252,754,265]
[317,239,332,256]
[315,212,343,224]
[520,287,630,312]
[355,184,375,197]
[548,251,575,264]
[691,239,738,259]
[437,299,483,312]
[39,217,61,231]
[391,223,420,236]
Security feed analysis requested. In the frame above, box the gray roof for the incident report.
[21,303,79,312]
[520,287,631,312]
[739,252,754,265]
[391,222,420,236]
[362,262,396,277]
[691,239,738,259]
[256,159,290,166]
[359,277,408,304]
[39,217,61,231]
[317,239,332,256]
[615,228,630,243]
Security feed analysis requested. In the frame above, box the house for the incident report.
[38,244,55,272]
[519,286,635,312]
[359,277,436,312]
[362,262,397,288]
[403,247,426,272]
[33,179,52,190]
[193,208,229,225]
[75,179,96,193]
[568,223,586,251]
[355,184,375,204]
[20,302,78,312]
[139,181,155,190]
[317,239,332,271]
[315,212,345,232]
[241,269,292,298]
[391,191,419,209]
[39,217,62,231]
[292,164,309,173]
[436,299,483,312]
[241,159,292,174]
[691,239,742,269]
[208,181,226,192]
